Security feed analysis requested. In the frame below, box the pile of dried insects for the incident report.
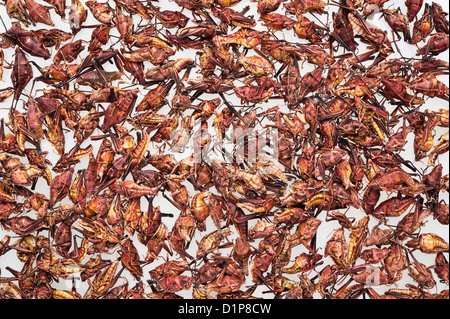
[0,0,448,299]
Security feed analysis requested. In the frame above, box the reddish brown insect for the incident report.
[384,8,411,42]
[431,2,449,34]
[410,71,449,100]
[53,40,85,64]
[24,0,55,26]
[10,46,33,106]
[417,32,449,56]
[259,13,297,30]
[410,3,434,44]
[406,0,424,22]
[332,7,357,51]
